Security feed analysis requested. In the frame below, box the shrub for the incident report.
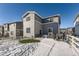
[19,38,40,43]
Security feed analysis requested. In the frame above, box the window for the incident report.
[16,30,20,36]
[11,31,13,35]
[50,18,53,22]
[26,28,30,33]
[47,18,53,22]
[48,28,52,32]
[35,14,42,22]
[26,17,30,21]
[48,27,53,32]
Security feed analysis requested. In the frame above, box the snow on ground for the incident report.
[30,38,77,56]
[49,41,77,56]
[0,39,38,56]
[30,38,55,56]
[0,38,78,56]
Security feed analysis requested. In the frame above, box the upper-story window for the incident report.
[35,14,42,23]
[50,18,53,22]
[47,18,53,22]
[26,17,30,21]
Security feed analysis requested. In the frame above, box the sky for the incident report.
[0,3,79,28]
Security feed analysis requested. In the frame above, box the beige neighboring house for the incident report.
[3,23,10,37]
[66,27,74,35]
[60,28,66,34]
[0,25,4,37]
[22,11,61,38]
[9,21,23,39]
[74,14,79,36]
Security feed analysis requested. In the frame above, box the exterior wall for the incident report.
[53,16,59,23]
[74,16,79,36]
[42,16,60,35]
[74,17,79,25]
[23,13,35,38]
[0,26,4,37]
[75,24,79,36]
[16,22,23,39]
[34,14,42,37]
[42,23,59,35]
[3,24,9,37]
[9,23,16,39]
[58,24,60,34]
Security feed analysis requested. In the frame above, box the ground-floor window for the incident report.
[26,28,30,33]
[11,31,13,35]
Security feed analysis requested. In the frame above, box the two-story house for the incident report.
[3,23,10,37]
[9,21,23,39]
[22,11,61,38]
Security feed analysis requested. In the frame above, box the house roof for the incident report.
[22,11,61,24]
[9,21,22,24]
[74,14,79,22]
[4,21,22,25]
[44,14,60,19]
[22,11,43,18]
[43,14,61,24]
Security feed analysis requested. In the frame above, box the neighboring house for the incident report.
[22,11,61,38]
[3,23,10,37]
[66,27,74,35]
[74,14,79,36]
[9,21,23,39]
[60,28,67,34]
[0,25,4,37]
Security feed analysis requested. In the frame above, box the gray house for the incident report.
[22,11,61,38]
[74,14,79,36]
[9,21,23,39]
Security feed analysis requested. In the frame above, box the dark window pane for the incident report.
[26,28,30,33]
[26,17,30,21]
[11,31,13,35]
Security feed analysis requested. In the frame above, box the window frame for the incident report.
[26,28,30,33]
[26,17,30,21]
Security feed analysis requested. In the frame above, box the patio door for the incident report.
[40,30,42,35]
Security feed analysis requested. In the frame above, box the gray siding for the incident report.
[75,24,79,36]
[42,23,59,35]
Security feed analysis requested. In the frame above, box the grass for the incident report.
[19,38,40,43]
